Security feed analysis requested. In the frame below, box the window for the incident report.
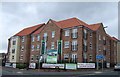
[64,41,69,48]
[72,28,78,38]
[21,36,25,42]
[90,42,92,49]
[84,40,87,46]
[99,35,101,40]
[21,46,24,51]
[36,55,39,60]
[90,33,92,37]
[43,33,47,41]
[31,55,34,61]
[72,40,78,51]
[51,42,54,49]
[20,55,23,60]
[12,55,14,60]
[12,40,16,45]
[31,45,34,51]
[103,36,106,45]
[64,54,69,60]
[12,49,15,53]
[89,54,93,62]
[65,30,70,36]
[31,36,35,42]
[83,53,87,59]
[71,54,77,63]
[52,31,55,38]
[37,35,40,41]
[84,29,87,39]
[37,44,40,50]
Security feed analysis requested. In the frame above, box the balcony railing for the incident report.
[71,32,78,39]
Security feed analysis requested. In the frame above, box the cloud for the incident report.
[1,2,118,53]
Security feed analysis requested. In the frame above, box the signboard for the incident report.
[12,63,16,68]
[96,55,104,60]
[5,63,12,67]
[29,63,36,69]
[46,49,57,63]
[107,63,110,68]
[66,63,77,70]
[77,63,95,68]
[42,63,64,69]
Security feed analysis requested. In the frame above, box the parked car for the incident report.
[114,63,120,71]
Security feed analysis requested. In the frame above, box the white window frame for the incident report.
[65,30,70,36]
[51,42,55,49]
[83,53,87,59]
[31,36,35,42]
[37,35,40,41]
[37,44,40,50]
[52,31,55,38]
[90,42,92,49]
[20,55,23,60]
[21,36,25,42]
[12,49,15,53]
[36,55,39,61]
[90,32,92,37]
[31,55,34,61]
[64,54,69,60]
[44,33,47,41]
[21,46,24,51]
[72,54,77,62]
[31,45,34,51]
[72,40,77,51]
[64,41,69,48]
[99,35,101,40]
[72,28,77,33]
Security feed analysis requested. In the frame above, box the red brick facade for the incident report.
[7,18,118,68]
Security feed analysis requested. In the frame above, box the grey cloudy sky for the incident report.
[0,2,118,53]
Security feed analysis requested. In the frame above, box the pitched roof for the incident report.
[15,23,45,36]
[33,24,45,34]
[112,37,119,41]
[52,17,89,29]
[107,34,118,41]
[89,23,101,31]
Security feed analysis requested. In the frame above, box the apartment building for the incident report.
[7,23,45,67]
[7,36,20,64]
[7,17,118,68]
[117,40,120,63]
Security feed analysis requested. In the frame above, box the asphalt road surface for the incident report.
[1,67,120,77]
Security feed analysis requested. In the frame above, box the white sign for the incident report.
[107,63,110,68]
[29,63,36,69]
[5,63,12,67]
[77,63,95,68]
[66,63,77,70]
[13,63,16,68]
[42,63,64,69]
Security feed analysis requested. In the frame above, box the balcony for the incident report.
[71,32,78,39]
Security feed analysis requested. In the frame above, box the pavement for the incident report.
[1,66,120,77]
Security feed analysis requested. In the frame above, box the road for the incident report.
[1,67,120,77]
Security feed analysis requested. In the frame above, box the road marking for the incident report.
[17,71,23,74]
[94,71,102,74]
[87,74,96,75]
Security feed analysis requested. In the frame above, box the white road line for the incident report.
[94,71,102,74]
[16,71,23,74]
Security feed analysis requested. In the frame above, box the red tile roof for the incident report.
[107,34,118,41]
[89,23,101,31]
[15,23,45,36]
[112,37,119,41]
[52,17,102,31]
[33,24,45,34]
[52,17,89,29]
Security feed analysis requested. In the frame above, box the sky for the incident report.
[0,2,118,53]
